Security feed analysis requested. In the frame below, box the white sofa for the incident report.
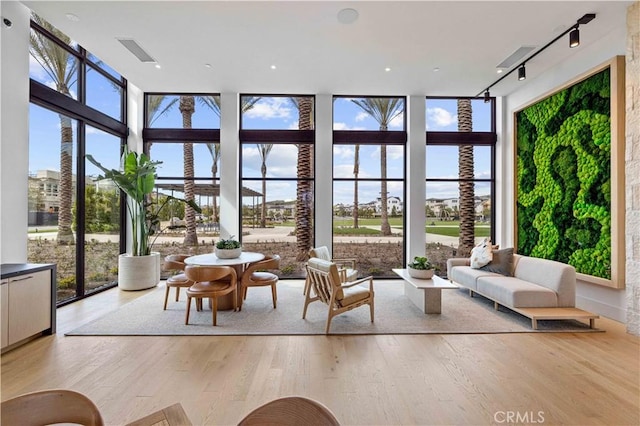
[447,254,576,309]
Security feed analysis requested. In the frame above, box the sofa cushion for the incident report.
[513,256,576,307]
[450,266,500,291]
[477,276,558,308]
[479,248,514,276]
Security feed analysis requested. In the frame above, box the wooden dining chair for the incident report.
[241,254,281,308]
[184,265,237,326]
[1,388,104,426]
[237,396,340,426]
[163,254,194,310]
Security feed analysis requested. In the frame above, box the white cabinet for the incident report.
[1,264,56,352]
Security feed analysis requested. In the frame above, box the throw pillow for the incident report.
[480,248,514,276]
[470,238,493,269]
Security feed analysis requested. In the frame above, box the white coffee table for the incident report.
[392,268,458,314]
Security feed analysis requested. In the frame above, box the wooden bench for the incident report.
[508,306,599,330]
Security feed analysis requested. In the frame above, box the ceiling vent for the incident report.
[117,38,156,63]
[496,46,536,69]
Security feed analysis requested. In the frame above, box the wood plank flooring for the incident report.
[2,281,639,425]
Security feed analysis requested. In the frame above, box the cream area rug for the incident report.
[66,280,600,336]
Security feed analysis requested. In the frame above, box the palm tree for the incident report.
[457,99,475,256]
[30,13,78,245]
[257,144,274,228]
[204,96,260,225]
[146,95,178,126]
[290,97,314,261]
[351,98,403,236]
[179,95,197,246]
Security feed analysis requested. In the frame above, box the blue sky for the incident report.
[29,58,492,207]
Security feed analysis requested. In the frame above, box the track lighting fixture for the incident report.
[518,64,526,81]
[475,13,596,99]
[569,27,580,48]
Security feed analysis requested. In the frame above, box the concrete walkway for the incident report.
[28,225,462,247]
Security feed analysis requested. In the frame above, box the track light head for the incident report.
[569,27,580,48]
[518,64,526,81]
[577,13,596,25]
[484,90,491,103]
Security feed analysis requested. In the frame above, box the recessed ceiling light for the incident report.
[384,67,391,72]
[65,13,79,22]
[154,64,161,69]
[204,63,212,69]
[433,67,440,72]
[496,69,504,74]
[270,65,277,70]
[337,8,359,24]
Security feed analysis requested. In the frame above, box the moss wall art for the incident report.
[516,68,612,280]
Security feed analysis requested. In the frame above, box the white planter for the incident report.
[118,252,161,291]
[215,247,242,259]
[407,268,434,280]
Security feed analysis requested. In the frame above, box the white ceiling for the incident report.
[21,1,631,97]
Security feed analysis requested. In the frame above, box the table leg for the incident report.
[423,288,442,314]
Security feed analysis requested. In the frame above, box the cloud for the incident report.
[426,107,457,129]
[333,122,366,131]
[244,98,292,120]
[389,113,404,129]
[355,111,369,122]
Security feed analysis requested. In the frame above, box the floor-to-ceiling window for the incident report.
[240,95,315,278]
[332,96,406,278]
[425,97,496,274]
[143,94,221,271]
[28,14,127,304]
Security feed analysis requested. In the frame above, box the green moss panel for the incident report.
[516,69,611,279]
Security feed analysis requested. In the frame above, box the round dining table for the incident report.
[184,251,265,310]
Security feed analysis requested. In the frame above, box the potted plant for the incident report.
[407,256,435,279]
[215,236,242,259]
[86,147,200,290]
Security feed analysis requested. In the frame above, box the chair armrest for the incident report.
[332,258,356,269]
[340,276,373,290]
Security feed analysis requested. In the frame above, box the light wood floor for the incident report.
[2,282,639,425]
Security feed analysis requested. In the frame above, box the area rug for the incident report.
[66,281,600,336]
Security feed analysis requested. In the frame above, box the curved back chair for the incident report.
[303,257,374,334]
[241,254,281,308]
[305,246,357,295]
[1,388,104,426]
[184,265,237,326]
[163,254,194,310]
[237,396,340,426]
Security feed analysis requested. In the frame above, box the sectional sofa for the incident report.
[447,253,598,329]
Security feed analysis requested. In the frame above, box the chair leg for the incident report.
[185,296,192,325]
[302,292,312,319]
[242,285,247,300]
[370,299,374,323]
[163,286,170,310]
[233,288,238,312]
[325,311,334,334]
[211,298,218,326]
[175,287,180,301]
[271,284,277,309]
[303,277,309,295]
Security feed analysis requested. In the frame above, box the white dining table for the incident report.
[184,251,265,310]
